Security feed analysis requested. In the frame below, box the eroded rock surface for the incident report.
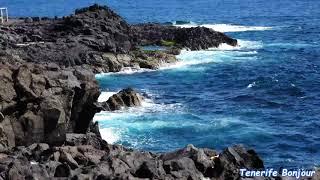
[0,4,284,180]
[0,64,100,148]
[100,88,143,111]
[0,4,237,74]
[0,133,265,180]
[0,3,237,152]
[131,23,238,50]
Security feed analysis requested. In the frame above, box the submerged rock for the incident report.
[100,88,143,111]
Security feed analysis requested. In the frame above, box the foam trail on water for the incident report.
[94,95,183,144]
[160,39,263,69]
[95,67,154,78]
[94,96,183,121]
[174,23,273,32]
[94,90,268,148]
[208,40,263,51]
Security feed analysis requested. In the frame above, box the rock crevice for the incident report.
[0,64,100,147]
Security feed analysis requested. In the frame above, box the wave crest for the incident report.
[174,23,273,32]
[170,39,262,68]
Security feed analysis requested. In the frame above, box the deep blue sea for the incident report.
[4,0,320,168]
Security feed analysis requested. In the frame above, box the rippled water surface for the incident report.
[5,0,320,168]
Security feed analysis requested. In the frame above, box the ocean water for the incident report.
[5,0,320,168]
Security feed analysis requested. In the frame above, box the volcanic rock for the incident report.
[101,88,143,111]
[131,23,238,50]
[0,63,100,148]
[0,4,278,180]
[0,4,237,74]
[0,132,266,179]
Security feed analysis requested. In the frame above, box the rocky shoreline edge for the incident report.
[0,4,318,179]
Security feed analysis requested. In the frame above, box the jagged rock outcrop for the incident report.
[0,4,237,74]
[131,23,238,50]
[58,4,133,53]
[0,133,265,179]
[0,4,283,180]
[0,63,100,149]
[85,50,177,73]
[1,4,132,53]
[0,134,317,179]
[100,88,143,111]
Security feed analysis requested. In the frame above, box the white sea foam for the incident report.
[174,23,273,32]
[97,90,159,106]
[94,36,269,146]
[211,117,248,128]
[99,128,121,144]
[95,91,268,145]
[95,39,262,77]
[94,96,183,122]
[159,50,216,70]
[98,91,117,102]
[155,40,261,71]
[247,82,256,88]
[266,42,316,48]
[95,67,154,78]
[209,40,263,51]
[164,39,262,69]
[95,39,264,143]
[94,95,183,143]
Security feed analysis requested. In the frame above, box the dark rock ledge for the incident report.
[1,3,315,180]
[0,4,237,74]
[0,132,265,179]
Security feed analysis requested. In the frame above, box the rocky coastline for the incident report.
[0,4,317,180]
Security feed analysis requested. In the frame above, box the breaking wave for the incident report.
[173,22,273,32]
[95,39,263,78]
[95,67,154,78]
[94,93,183,145]
[163,39,262,69]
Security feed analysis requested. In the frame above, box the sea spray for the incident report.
[174,23,273,32]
